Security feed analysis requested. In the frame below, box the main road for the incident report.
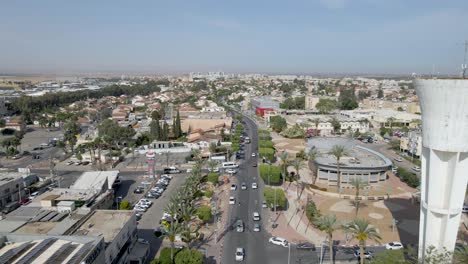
[221,114,296,264]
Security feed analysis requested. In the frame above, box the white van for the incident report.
[222,162,239,169]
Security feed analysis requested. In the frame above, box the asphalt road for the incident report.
[222,114,293,264]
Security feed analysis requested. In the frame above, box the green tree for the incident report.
[305,200,321,222]
[377,89,384,98]
[263,187,287,209]
[312,118,321,136]
[162,121,169,141]
[270,115,287,132]
[0,118,5,128]
[349,178,368,217]
[174,110,182,138]
[119,200,131,210]
[290,159,304,197]
[366,246,406,264]
[308,147,319,184]
[206,172,219,184]
[316,98,338,113]
[314,214,340,264]
[174,248,203,264]
[454,244,468,264]
[278,152,289,181]
[150,120,161,141]
[339,88,359,110]
[64,120,80,152]
[196,205,212,223]
[330,145,345,194]
[343,219,381,264]
[329,117,341,134]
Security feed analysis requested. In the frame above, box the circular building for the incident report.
[307,138,392,186]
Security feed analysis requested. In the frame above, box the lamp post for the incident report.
[287,242,291,264]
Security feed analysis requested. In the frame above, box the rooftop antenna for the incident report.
[462,40,468,79]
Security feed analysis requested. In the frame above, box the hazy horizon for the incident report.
[1,0,468,75]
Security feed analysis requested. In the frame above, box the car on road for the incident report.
[12,154,22,160]
[145,192,159,199]
[251,153,256,157]
[269,237,288,247]
[236,220,244,232]
[163,167,181,174]
[412,166,421,172]
[386,242,404,250]
[208,167,220,173]
[296,242,315,250]
[252,212,260,221]
[226,168,237,174]
[241,183,247,190]
[251,182,257,189]
[394,157,403,162]
[135,212,143,221]
[136,202,150,209]
[262,201,267,208]
[161,174,173,180]
[186,168,192,173]
[253,223,260,232]
[139,199,152,206]
[74,161,82,166]
[253,163,257,167]
[229,197,236,205]
[66,161,74,165]
[235,248,245,261]
[230,184,237,191]
[354,250,373,260]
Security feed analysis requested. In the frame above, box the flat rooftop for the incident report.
[70,170,119,190]
[73,210,133,243]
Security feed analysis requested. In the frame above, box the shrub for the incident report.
[263,187,287,209]
[259,164,282,184]
[309,184,327,191]
[206,173,219,184]
[396,168,420,188]
[258,140,274,148]
[175,248,204,264]
[119,200,131,210]
[153,247,183,264]
[305,200,321,222]
[197,205,212,223]
[204,190,214,198]
[1,128,15,135]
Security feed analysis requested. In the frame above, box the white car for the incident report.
[136,202,150,209]
[235,247,244,261]
[269,237,288,247]
[226,168,237,174]
[161,174,173,180]
[385,242,403,250]
[412,166,421,172]
[231,184,237,191]
[229,197,236,205]
[262,201,267,208]
[354,250,373,259]
[252,182,258,189]
[186,168,192,173]
[133,206,146,212]
[139,199,153,206]
[208,167,220,173]
[241,183,247,190]
[394,157,403,162]
[253,212,260,221]
[252,153,256,157]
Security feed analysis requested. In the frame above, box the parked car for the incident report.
[354,250,373,260]
[412,166,421,172]
[231,184,237,191]
[296,242,315,250]
[66,161,74,165]
[145,193,159,199]
[269,237,288,247]
[161,174,173,180]
[163,167,181,174]
[229,197,236,205]
[208,167,220,173]
[139,199,153,206]
[19,198,31,206]
[226,168,237,174]
[133,206,146,212]
[235,248,245,261]
[134,187,144,194]
[262,201,267,208]
[386,242,404,250]
[394,157,403,162]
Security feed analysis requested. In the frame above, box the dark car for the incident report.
[253,163,257,167]
[133,187,144,194]
[296,242,316,250]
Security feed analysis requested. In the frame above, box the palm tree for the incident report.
[164,221,183,261]
[278,151,289,180]
[308,147,319,184]
[314,214,340,264]
[94,137,104,170]
[329,145,345,194]
[312,118,321,137]
[291,159,305,197]
[349,178,368,217]
[343,219,382,264]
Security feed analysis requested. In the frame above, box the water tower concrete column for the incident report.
[415,79,468,261]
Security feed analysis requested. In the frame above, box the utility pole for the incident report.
[462,40,468,79]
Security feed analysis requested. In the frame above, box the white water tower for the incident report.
[414,79,468,261]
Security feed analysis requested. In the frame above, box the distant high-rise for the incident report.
[414,79,468,262]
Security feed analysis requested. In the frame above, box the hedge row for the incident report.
[259,164,282,184]
[263,187,287,209]
[396,167,420,188]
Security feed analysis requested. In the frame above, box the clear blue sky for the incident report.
[1,0,467,74]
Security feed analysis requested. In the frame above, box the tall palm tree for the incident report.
[314,214,340,264]
[278,151,289,180]
[164,221,183,261]
[343,219,382,264]
[350,178,368,217]
[308,147,319,184]
[291,159,305,197]
[312,118,321,137]
[329,145,345,194]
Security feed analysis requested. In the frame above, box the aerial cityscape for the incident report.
[0,1,467,264]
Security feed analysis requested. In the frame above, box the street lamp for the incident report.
[319,240,328,264]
